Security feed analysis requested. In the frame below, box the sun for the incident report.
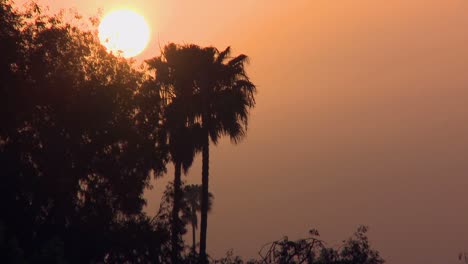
[98,10,150,58]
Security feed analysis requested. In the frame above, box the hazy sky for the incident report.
[17,1,468,263]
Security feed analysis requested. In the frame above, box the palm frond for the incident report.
[216,46,231,63]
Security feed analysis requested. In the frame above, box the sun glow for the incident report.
[98,10,150,58]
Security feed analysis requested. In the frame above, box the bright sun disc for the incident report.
[99,10,150,58]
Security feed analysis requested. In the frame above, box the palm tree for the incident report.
[189,46,256,263]
[148,44,256,263]
[164,112,199,263]
[181,184,214,253]
[146,44,202,263]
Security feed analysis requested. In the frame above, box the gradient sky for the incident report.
[16,1,468,263]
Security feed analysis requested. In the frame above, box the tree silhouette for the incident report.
[146,43,205,262]
[0,2,169,262]
[190,46,256,263]
[257,226,384,264]
[148,44,256,262]
[182,184,214,254]
[212,226,384,264]
[155,182,214,259]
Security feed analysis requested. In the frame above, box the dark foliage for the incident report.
[213,226,384,264]
[0,1,168,262]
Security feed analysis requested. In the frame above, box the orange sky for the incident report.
[16,1,468,263]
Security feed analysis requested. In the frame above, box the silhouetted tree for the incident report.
[156,181,215,262]
[0,2,169,262]
[148,43,256,263]
[146,43,205,262]
[213,226,384,264]
[257,226,384,264]
[181,184,214,253]
[190,45,256,263]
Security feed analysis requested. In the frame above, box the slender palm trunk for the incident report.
[199,130,209,264]
[171,161,182,263]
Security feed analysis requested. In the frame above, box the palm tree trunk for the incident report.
[171,161,182,263]
[199,131,209,264]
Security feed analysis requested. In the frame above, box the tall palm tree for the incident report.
[181,184,214,253]
[148,44,256,263]
[190,46,256,263]
[164,109,199,263]
[146,44,202,263]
